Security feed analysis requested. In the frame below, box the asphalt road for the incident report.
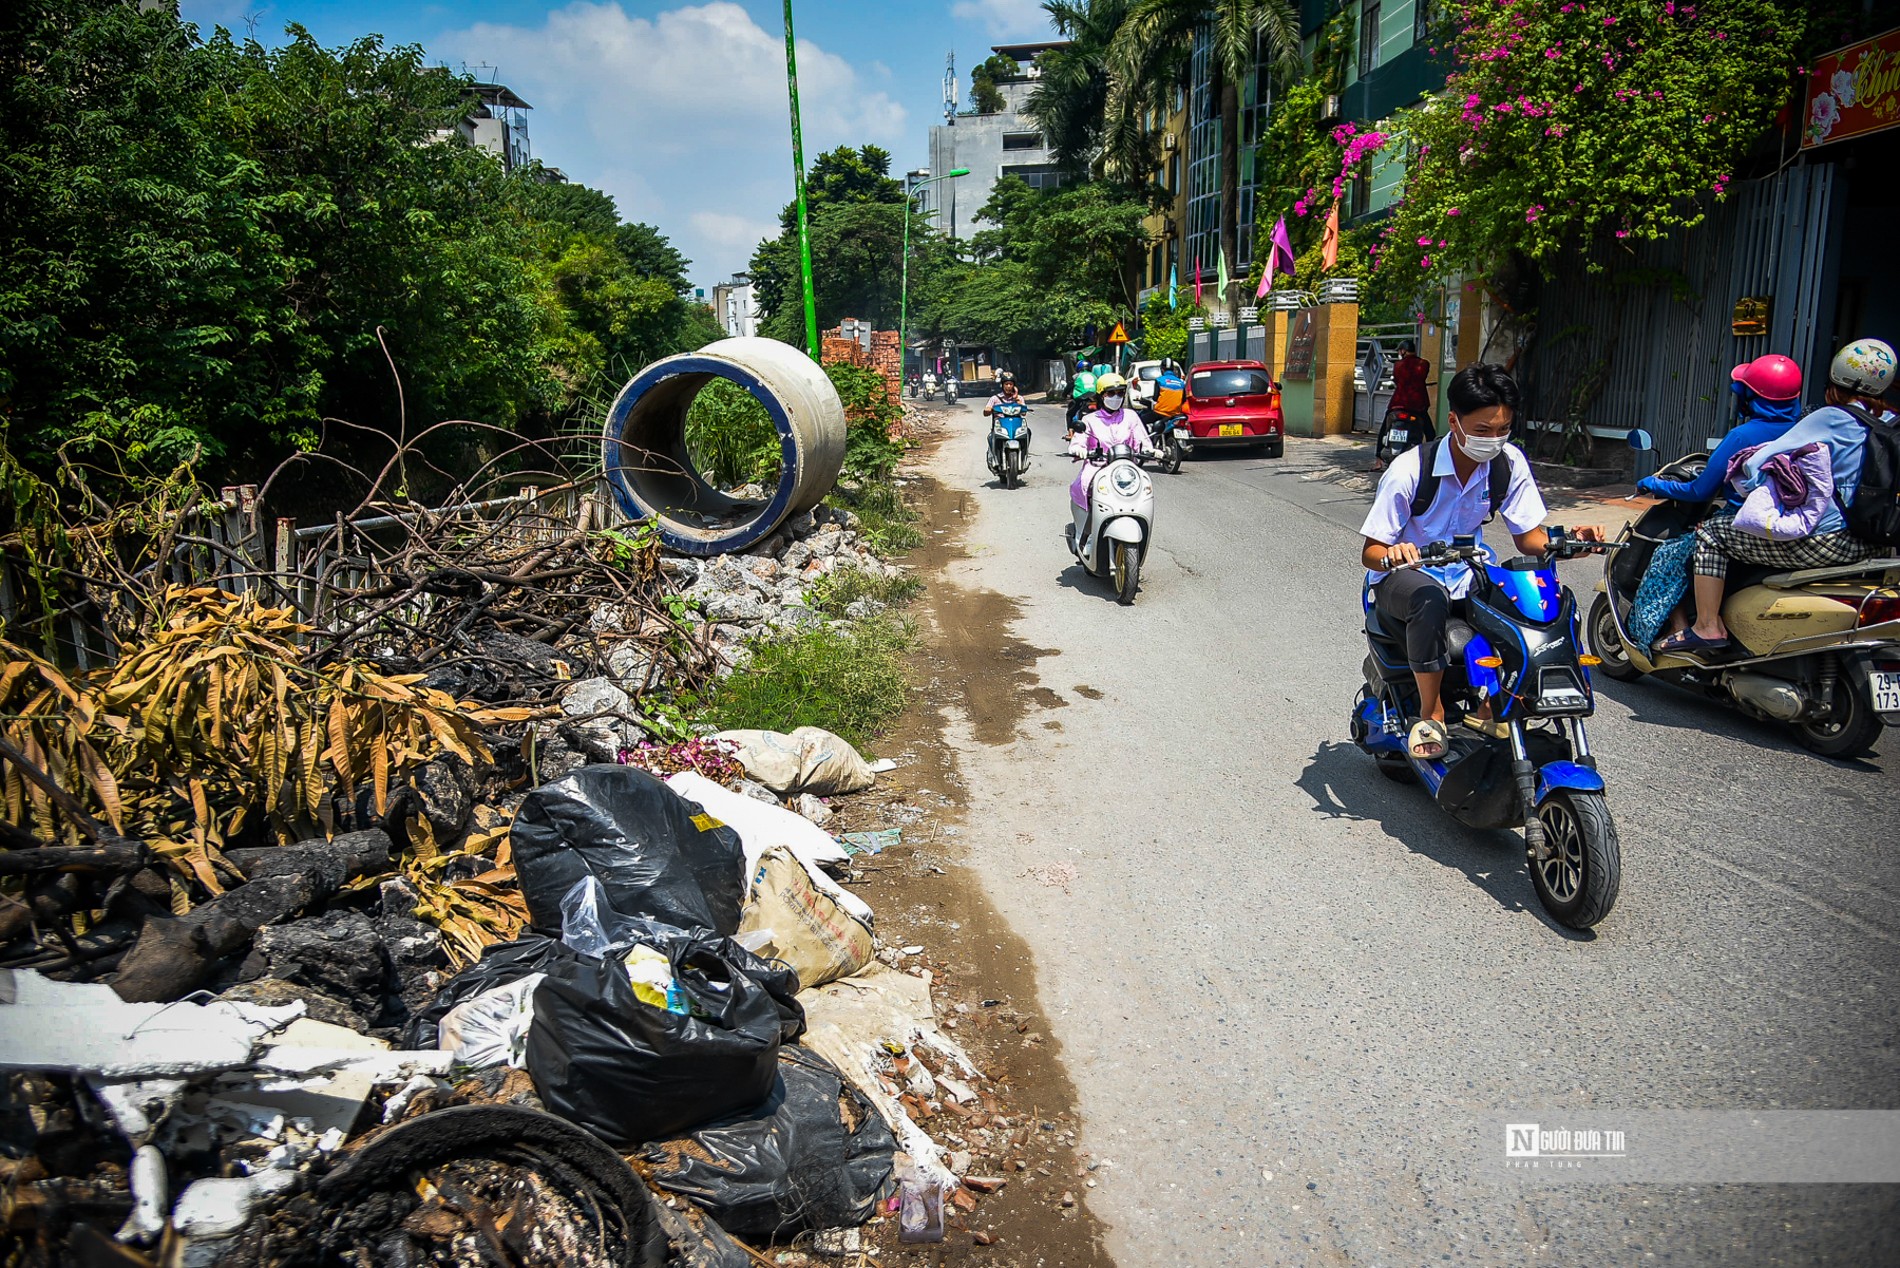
[919,400,1898,1266]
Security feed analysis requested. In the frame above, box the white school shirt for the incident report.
[1359,439,1548,598]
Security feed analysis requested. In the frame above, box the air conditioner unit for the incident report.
[1162,133,1178,150]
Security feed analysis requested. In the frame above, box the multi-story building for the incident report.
[920,42,1072,242]
[441,82,534,173]
[1330,0,1441,223]
[711,275,758,340]
[1136,91,1191,308]
[1182,31,1276,293]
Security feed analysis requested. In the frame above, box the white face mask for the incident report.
[1101,393,1125,411]
[1455,422,1507,461]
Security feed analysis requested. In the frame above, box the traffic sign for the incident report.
[1107,321,1130,345]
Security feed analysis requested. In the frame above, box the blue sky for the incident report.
[178,0,1060,292]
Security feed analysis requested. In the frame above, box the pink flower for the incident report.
[1420,255,1432,268]
[1446,207,1460,216]
[1615,230,1630,238]
[1604,15,1617,25]
[1544,46,1561,58]
[1417,236,1434,246]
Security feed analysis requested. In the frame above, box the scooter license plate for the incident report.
[1172,427,1189,439]
[1004,440,1021,449]
[1388,429,1409,444]
[1873,671,1900,713]
[1219,424,1242,437]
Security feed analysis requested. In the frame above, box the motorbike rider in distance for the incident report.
[1358,364,1599,760]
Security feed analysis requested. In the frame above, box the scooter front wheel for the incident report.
[1530,790,1620,929]
[1586,593,1641,682]
[1112,541,1140,605]
[1003,449,1021,488]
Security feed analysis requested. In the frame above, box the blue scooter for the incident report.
[1348,533,1623,928]
[987,400,1031,488]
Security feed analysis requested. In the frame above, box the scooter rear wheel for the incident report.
[1586,593,1642,682]
[1163,438,1183,474]
[1530,790,1620,929]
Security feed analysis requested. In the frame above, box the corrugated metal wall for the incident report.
[1523,163,1835,459]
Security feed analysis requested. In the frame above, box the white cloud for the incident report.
[439,2,906,286]
[950,0,1057,40]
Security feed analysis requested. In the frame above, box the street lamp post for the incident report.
[900,168,967,392]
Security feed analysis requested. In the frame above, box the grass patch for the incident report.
[685,379,781,489]
[805,566,922,619]
[702,613,914,750]
[827,478,923,554]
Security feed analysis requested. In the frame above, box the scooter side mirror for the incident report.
[1626,428,1654,452]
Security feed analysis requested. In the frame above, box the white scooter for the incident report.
[1065,442,1155,605]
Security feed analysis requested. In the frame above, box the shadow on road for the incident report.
[1590,675,1885,769]
[1294,740,1596,940]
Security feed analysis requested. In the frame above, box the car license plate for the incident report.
[1873,671,1900,713]
[1389,429,1409,444]
[1219,424,1242,437]
[1004,440,1020,449]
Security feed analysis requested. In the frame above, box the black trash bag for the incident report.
[512,765,745,936]
[527,929,806,1149]
[643,1178,753,1268]
[401,936,575,1050]
[642,1049,897,1239]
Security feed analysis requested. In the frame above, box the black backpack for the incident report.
[1836,403,1900,547]
[1410,436,1511,521]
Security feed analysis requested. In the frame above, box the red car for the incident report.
[1182,360,1284,458]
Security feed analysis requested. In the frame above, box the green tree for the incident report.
[970,52,1018,115]
[1031,0,1177,185]
[0,0,715,488]
[1113,0,1301,321]
[922,177,1150,359]
[1371,0,1807,299]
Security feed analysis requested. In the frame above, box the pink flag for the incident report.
[1257,216,1296,298]
[1193,256,1203,307]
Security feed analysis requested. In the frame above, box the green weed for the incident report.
[703,613,914,749]
[827,479,923,554]
[805,566,922,618]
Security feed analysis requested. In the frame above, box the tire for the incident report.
[1376,757,1418,784]
[1003,450,1020,489]
[1112,541,1140,605]
[1163,438,1183,474]
[1266,440,1284,458]
[1586,592,1642,682]
[1791,668,1883,759]
[1530,790,1620,929]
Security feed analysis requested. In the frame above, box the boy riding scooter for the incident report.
[1358,364,1600,759]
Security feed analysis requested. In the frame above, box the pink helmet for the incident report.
[1729,354,1802,401]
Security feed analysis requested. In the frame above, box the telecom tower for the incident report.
[942,52,956,125]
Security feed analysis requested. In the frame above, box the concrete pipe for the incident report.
[600,336,846,556]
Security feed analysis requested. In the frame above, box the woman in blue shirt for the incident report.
[1626,355,1804,649]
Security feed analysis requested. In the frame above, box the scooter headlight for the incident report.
[1109,465,1141,496]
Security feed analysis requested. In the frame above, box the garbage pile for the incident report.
[1,735,1003,1265]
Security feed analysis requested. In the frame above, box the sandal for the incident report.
[1653,628,1729,656]
[1461,714,1510,739]
[1407,718,1449,760]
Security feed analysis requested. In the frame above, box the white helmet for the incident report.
[1828,339,1896,395]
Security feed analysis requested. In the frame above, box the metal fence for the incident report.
[1522,163,1835,459]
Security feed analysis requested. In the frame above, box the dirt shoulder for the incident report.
[824,412,1112,1266]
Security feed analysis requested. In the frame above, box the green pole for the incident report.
[899,192,910,386]
[783,0,817,359]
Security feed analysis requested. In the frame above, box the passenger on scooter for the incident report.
[1626,354,1805,650]
[1068,373,1154,507]
[1358,364,1585,761]
[1067,364,1098,437]
[1655,338,1894,656]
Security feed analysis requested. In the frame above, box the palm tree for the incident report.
[1027,0,1142,180]
[1113,0,1301,320]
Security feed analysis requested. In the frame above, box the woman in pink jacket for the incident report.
[1067,373,1154,509]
